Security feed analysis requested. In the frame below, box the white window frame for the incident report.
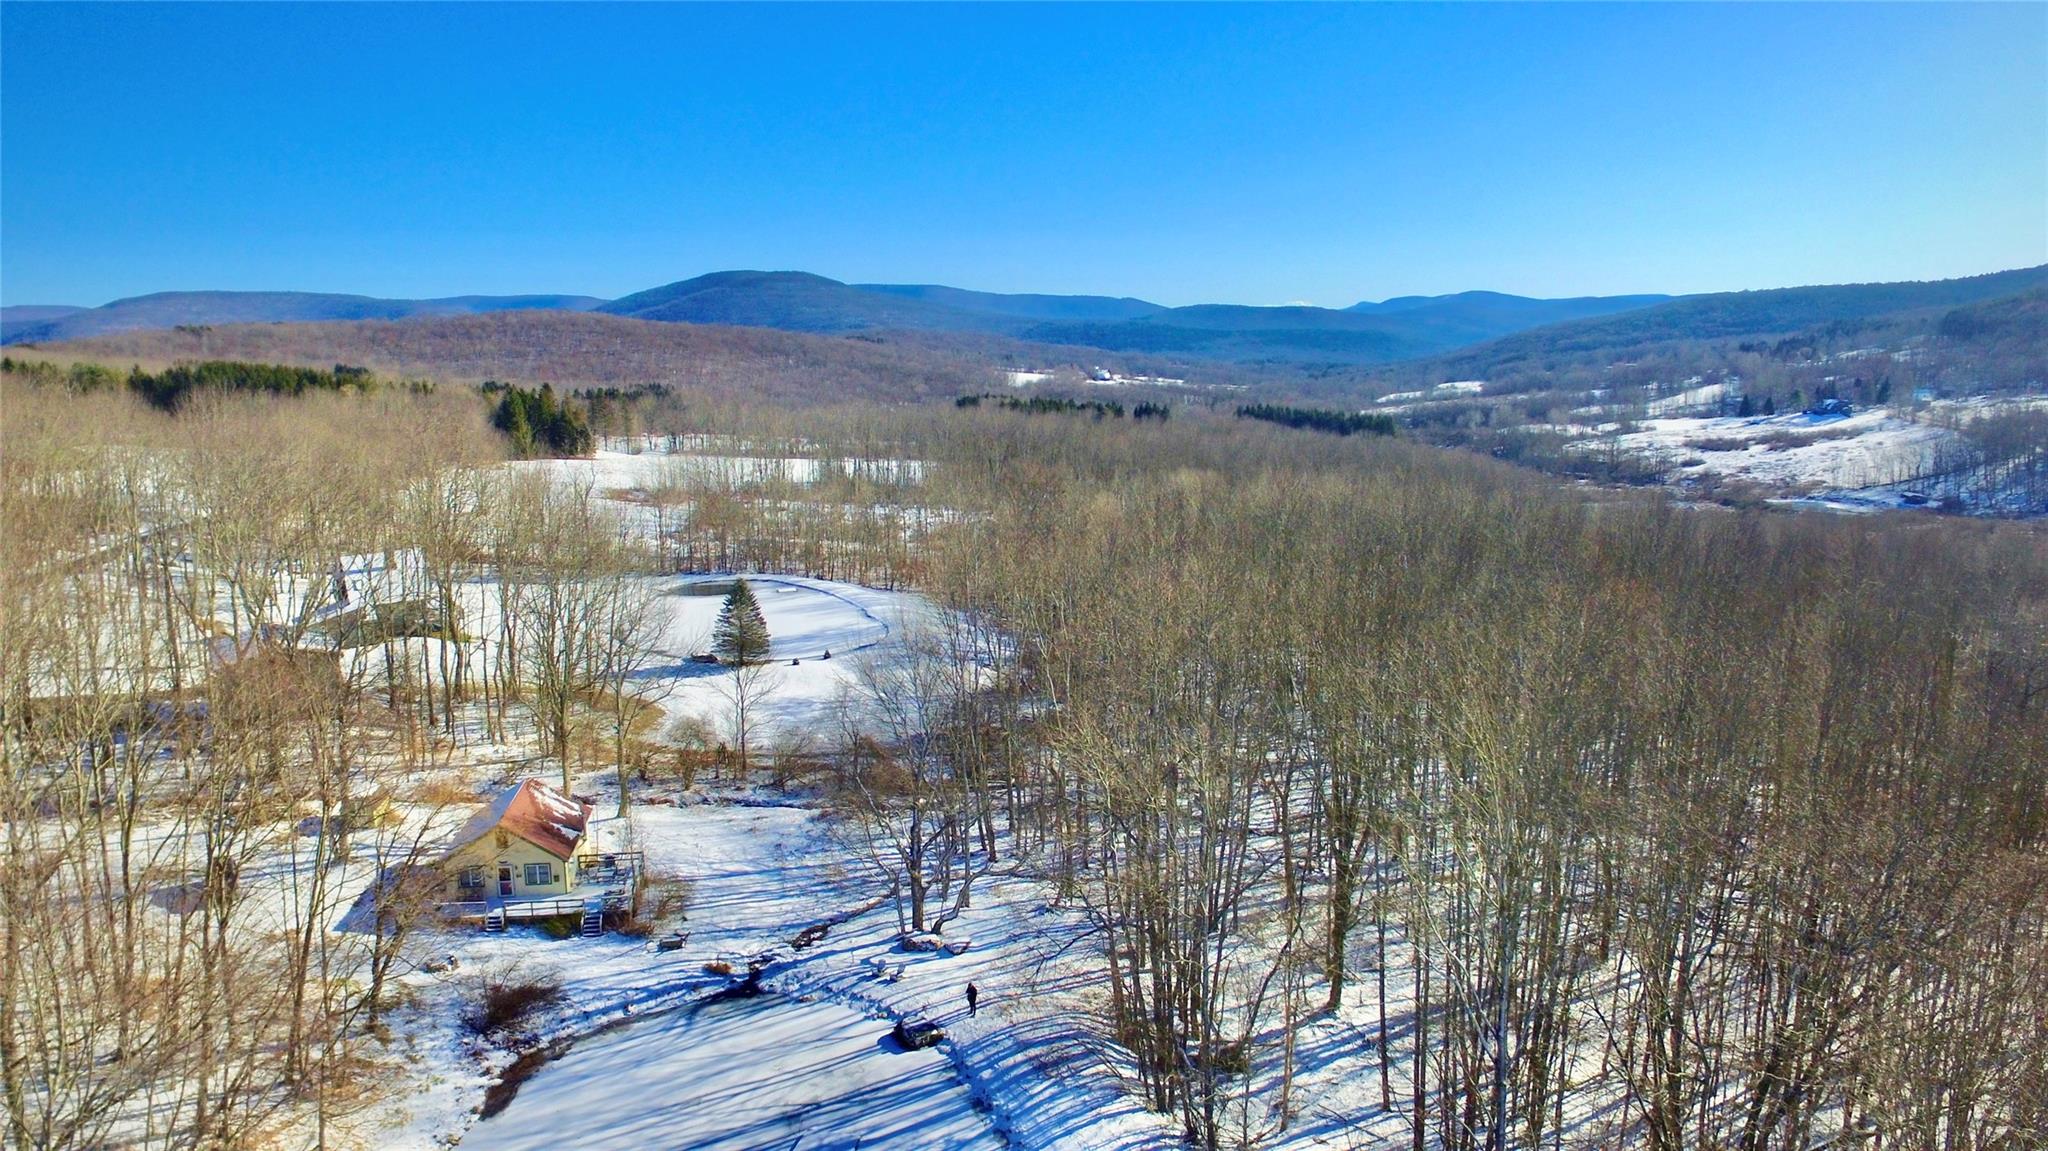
[458,866,484,890]
[524,862,554,887]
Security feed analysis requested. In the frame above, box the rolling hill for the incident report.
[851,283,1168,324]
[595,271,1011,333]
[599,272,1672,364]
[2,291,605,344]
[1,304,87,341]
[1347,289,1673,326]
[1015,291,1674,365]
[1365,264,2048,389]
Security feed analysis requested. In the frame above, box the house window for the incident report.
[524,863,554,887]
[458,866,484,890]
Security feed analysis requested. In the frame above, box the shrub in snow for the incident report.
[534,915,581,941]
[465,968,565,1035]
[1193,1038,1250,1077]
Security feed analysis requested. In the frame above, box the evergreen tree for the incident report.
[501,400,536,457]
[712,579,771,665]
[488,382,593,458]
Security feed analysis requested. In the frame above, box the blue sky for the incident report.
[2,3,2042,307]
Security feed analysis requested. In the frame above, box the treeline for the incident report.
[3,380,508,1150]
[484,381,594,457]
[1235,401,1395,436]
[574,382,672,438]
[13,307,1153,408]
[0,355,399,410]
[899,414,2048,1150]
[955,393,1171,421]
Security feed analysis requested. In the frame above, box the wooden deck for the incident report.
[439,850,646,932]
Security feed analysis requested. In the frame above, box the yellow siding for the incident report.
[442,831,579,899]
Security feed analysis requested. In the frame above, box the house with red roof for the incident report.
[438,779,639,932]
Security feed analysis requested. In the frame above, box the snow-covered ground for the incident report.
[1512,393,2048,516]
[633,574,943,745]
[138,563,1175,1151]
[469,992,1003,1151]
[1573,407,1955,491]
[360,786,1181,1151]
[515,448,927,492]
[1643,380,1728,417]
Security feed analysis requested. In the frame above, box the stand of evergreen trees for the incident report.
[0,356,391,411]
[484,381,594,457]
[1235,402,1396,437]
[956,393,1132,420]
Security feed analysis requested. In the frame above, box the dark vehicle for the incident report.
[891,1019,944,1050]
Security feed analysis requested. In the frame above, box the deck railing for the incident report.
[435,850,644,923]
[437,891,628,922]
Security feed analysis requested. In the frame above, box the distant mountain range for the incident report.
[1,291,604,344]
[8,266,2044,372]
[593,271,1672,363]
[4,273,1670,364]
[0,303,88,335]
[28,264,2045,411]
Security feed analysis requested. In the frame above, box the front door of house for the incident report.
[498,866,514,896]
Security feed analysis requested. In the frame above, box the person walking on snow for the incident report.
[966,983,980,1016]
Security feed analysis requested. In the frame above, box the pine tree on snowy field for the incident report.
[713,579,771,665]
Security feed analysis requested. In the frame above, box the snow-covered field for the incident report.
[1604,407,1950,489]
[632,574,942,744]
[1550,406,1958,492]
[1642,380,1728,417]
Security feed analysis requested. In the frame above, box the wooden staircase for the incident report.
[579,901,605,938]
[482,906,507,933]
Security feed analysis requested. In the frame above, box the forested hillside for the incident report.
[1361,265,2048,396]
[12,310,1019,405]
[7,366,2043,1149]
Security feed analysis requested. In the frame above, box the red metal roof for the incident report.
[444,778,594,861]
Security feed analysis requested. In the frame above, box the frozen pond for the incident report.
[467,991,1002,1151]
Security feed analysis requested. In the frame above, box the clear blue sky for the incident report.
[3,3,2042,308]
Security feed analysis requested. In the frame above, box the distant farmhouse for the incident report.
[437,779,640,934]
